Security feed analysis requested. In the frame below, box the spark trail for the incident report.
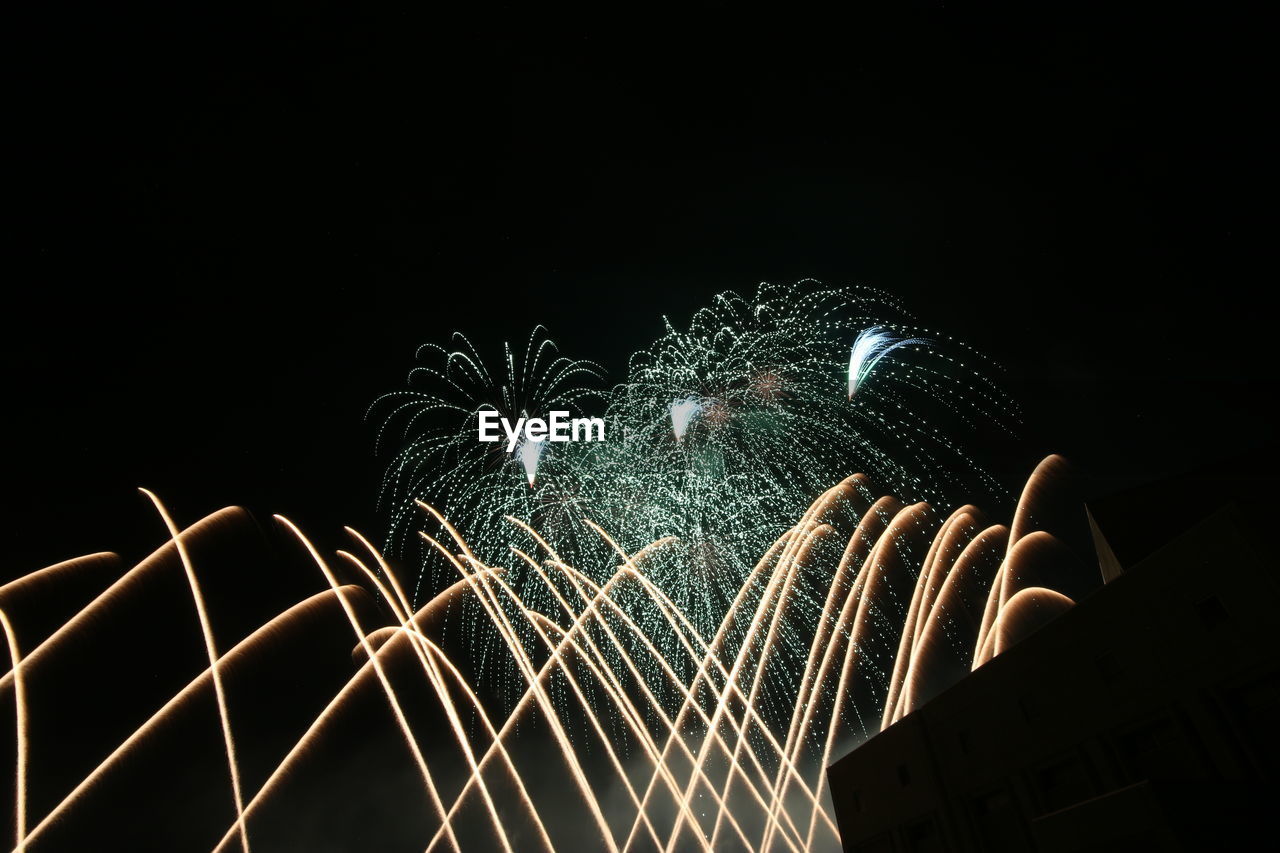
[1,457,1080,851]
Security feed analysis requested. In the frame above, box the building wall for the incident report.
[828,504,1280,852]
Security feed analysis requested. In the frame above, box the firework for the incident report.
[374,281,1018,690]
[846,325,930,399]
[669,397,702,442]
[369,326,606,581]
[1,458,1082,852]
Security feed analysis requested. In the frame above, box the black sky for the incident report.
[4,4,1273,576]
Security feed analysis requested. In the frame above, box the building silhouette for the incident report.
[827,481,1280,851]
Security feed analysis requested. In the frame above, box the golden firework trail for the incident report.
[1,456,1080,851]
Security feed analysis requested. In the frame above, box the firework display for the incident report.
[0,457,1081,852]
[373,282,1017,664]
[1,285,1066,852]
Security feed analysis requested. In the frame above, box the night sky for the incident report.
[6,4,1272,577]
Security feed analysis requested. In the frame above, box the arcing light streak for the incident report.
[662,513,833,853]
[335,553,521,853]
[750,487,890,853]
[273,514,468,853]
[139,489,251,853]
[20,587,363,850]
[415,513,624,853]
[0,608,25,852]
[3,457,1077,851]
[338,529,557,853]
[846,326,929,399]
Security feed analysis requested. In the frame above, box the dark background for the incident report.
[4,3,1272,577]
